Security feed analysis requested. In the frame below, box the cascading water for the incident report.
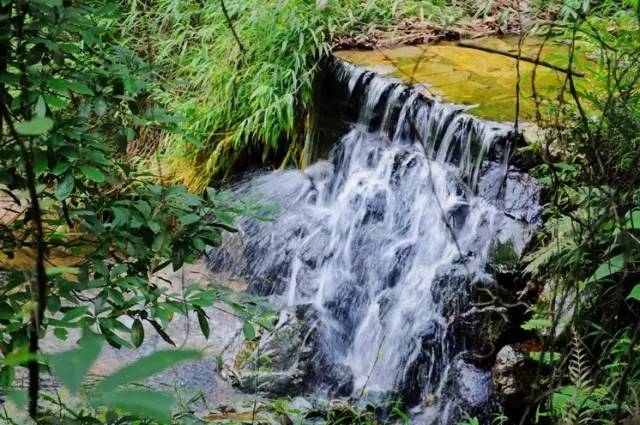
[208,58,541,423]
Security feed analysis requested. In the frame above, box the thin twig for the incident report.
[456,41,585,77]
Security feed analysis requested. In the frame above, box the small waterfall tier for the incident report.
[208,58,541,423]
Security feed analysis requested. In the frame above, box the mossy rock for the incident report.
[335,36,595,122]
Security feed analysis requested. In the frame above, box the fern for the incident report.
[554,334,597,425]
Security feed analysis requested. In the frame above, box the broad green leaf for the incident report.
[586,254,625,284]
[134,200,151,218]
[131,319,144,348]
[0,366,15,388]
[61,306,89,323]
[243,321,256,340]
[50,332,102,393]
[628,284,640,302]
[92,389,173,421]
[52,161,71,175]
[54,328,69,341]
[43,93,69,109]
[15,117,53,135]
[94,350,201,393]
[33,151,48,176]
[55,173,75,200]
[5,389,27,408]
[179,213,200,226]
[624,210,640,229]
[79,165,106,183]
[111,206,130,227]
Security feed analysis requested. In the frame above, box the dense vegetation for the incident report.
[0,0,638,424]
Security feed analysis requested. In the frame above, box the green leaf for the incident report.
[521,318,551,331]
[34,151,48,176]
[52,160,71,175]
[134,200,151,218]
[92,389,173,421]
[5,389,28,408]
[43,93,69,110]
[54,328,69,341]
[15,117,53,135]
[111,206,130,227]
[196,308,210,339]
[628,284,640,302]
[243,321,256,341]
[179,213,200,226]
[0,366,15,388]
[586,254,625,284]
[55,173,75,200]
[624,210,640,229]
[131,319,144,348]
[61,306,89,323]
[50,332,102,393]
[94,350,201,393]
[46,266,79,277]
[35,95,47,118]
[79,165,106,183]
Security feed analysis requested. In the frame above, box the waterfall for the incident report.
[208,58,541,423]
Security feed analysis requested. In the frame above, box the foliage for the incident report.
[521,0,640,423]
[0,0,273,422]
[118,0,496,191]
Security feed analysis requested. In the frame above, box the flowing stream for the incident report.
[208,58,541,423]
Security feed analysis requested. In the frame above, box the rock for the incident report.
[411,356,496,425]
[492,345,537,409]
[289,396,313,412]
[231,305,319,397]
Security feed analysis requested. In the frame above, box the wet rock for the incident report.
[412,356,496,425]
[315,362,354,397]
[289,396,313,412]
[477,167,542,227]
[231,305,319,397]
[492,345,537,409]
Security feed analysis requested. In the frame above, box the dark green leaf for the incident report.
[147,319,176,347]
[628,284,640,302]
[52,161,71,175]
[55,173,75,200]
[179,213,200,226]
[15,117,53,135]
[586,254,625,284]
[131,319,144,348]
[196,308,210,339]
[242,321,256,341]
[79,165,106,183]
[53,328,68,341]
[134,200,151,218]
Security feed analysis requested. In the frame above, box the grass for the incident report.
[118,0,497,191]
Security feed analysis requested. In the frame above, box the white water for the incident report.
[208,59,540,420]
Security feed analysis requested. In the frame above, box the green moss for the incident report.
[336,37,595,122]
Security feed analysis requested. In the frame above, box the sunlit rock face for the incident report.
[208,58,541,424]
